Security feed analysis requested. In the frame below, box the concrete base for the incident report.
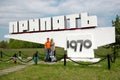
[61,58,101,62]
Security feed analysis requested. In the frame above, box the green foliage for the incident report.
[0,40,8,48]
[112,15,120,45]
[105,15,120,48]
[112,15,120,35]
[8,39,44,49]
[0,39,44,49]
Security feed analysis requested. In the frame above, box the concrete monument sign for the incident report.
[5,12,115,62]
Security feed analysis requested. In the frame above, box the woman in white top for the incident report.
[50,38,55,62]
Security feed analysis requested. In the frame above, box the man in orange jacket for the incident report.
[45,38,51,62]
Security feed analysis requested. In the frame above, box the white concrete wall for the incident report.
[19,20,28,32]
[5,27,115,58]
[9,22,18,33]
[5,27,115,48]
[52,16,65,30]
[67,34,94,58]
[9,12,98,33]
[81,13,97,27]
[6,12,115,59]
[40,17,52,30]
[29,19,40,31]
[66,14,80,28]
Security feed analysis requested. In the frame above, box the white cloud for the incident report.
[0,0,120,40]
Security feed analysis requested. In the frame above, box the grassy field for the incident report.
[0,48,64,69]
[0,47,120,80]
[0,60,120,80]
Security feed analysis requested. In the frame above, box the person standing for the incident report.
[50,38,56,62]
[33,51,38,64]
[18,51,22,59]
[45,38,51,62]
[12,53,17,64]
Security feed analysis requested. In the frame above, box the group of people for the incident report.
[45,38,56,62]
[12,38,56,64]
[33,38,56,64]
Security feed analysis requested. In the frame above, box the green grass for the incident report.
[0,60,120,80]
[0,48,65,70]
[0,48,64,58]
[0,47,120,80]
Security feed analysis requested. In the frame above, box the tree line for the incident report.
[112,15,120,46]
[0,39,44,49]
[0,15,120,49]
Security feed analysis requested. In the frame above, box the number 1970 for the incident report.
[67,39,92,52]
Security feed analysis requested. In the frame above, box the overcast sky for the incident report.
[0,0,120,41]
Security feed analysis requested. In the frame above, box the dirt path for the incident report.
[0,61,59,76]
[0,65,27,76]
[0,61,34,76]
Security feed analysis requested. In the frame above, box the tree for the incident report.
[112,15,120,47]
[112,15,120,35]
[0,40,8,48]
